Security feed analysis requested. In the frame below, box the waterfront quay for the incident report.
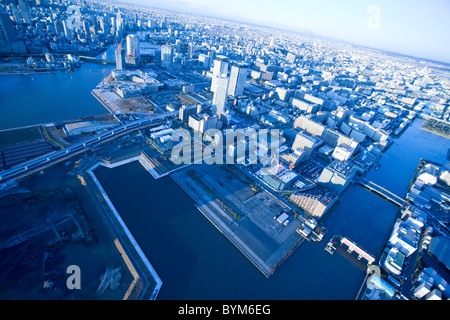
[172,164,304,278]
[85,161,162,299]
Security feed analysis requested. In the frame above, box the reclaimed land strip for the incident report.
[170,171,271,277]
[103,152,192,180]
[86,161,163,300]
[171,168,304,278]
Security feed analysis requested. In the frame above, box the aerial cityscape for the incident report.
[0,0,449,303]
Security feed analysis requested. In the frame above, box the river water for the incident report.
[1,59,449,299]
[0,63,114,130]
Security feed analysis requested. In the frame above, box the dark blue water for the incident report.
[94,161,365,300]
[0,63,114,130]
[366,119,450,197]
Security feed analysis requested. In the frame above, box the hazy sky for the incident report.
[123,0,450,63]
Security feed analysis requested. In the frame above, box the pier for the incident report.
[340,237,375,265]
[79,56,115,65]
[356,178,408,208]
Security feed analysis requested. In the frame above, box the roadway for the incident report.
[0,111,178,182]
[356,177,408,208]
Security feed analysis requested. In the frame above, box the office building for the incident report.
[211,55,229,93]
[286,52,296,64]
[317,160,356,195]
[161,45,173,69]
[291,131,323,157]
[175,39,182,54]
[18,0,32,25]
[82,21,90,37]
[0,13,26,54]
[188,42,194,58]
[0,14,17,43]
[228,62,248,97]
[115,45,126,70]
[188,114,220,134]
[126,34,140,58]
[428,237,450,270]
[332,144,355,162]
[179,105,198,123]
[62,20,73,40]
[413,281,432,299]
[10,5,22,25]
[212,75,229,116]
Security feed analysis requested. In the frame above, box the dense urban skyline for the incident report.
[122,0,450,64]
[0,0,449,304]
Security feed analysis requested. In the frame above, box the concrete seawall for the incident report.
[86,161,163,300]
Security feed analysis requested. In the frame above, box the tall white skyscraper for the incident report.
[188,42,194,59]
[115,43,126,70]
[175,39,182,54]
[211,55,229,93]
[212,75,229,116]
[161,45,173,68]
[228,62,248,97]
[62,20,73,40]
[126,34,140,58]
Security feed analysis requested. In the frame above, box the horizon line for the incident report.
[113,0,450,66]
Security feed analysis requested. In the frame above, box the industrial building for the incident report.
[63,121,117,136]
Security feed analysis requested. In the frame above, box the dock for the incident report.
[340,237,375,265]
[324,235,340,255]
[324,235,375,266]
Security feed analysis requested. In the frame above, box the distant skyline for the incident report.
[120,0,450,64]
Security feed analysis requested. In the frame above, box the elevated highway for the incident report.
[0,111,177,182]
